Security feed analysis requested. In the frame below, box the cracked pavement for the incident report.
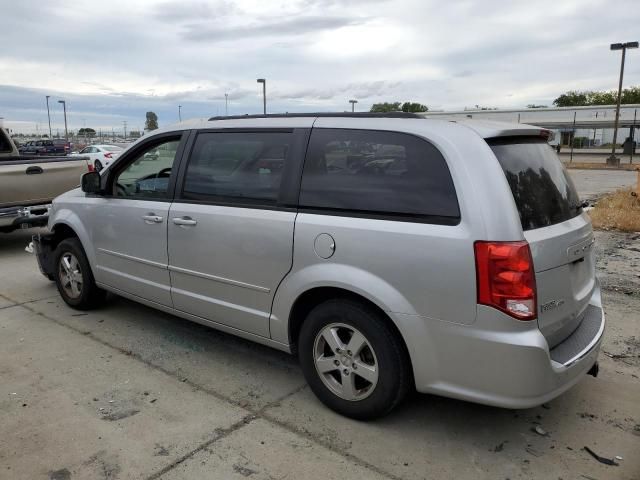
[1,169,639,479]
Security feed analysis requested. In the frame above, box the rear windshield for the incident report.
[489,137,581,231]
[102,146,123,152]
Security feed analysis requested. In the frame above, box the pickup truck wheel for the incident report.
[54,238,105,310]
[94,160,103,172]
[298,299,412,420]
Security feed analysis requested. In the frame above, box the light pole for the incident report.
[257,79,266,115]
[349,99,358,112]
[608,41,638,165]
[225,93,229,116]
[45,96,52,138]
[57,100,68,142]
[178,105,182,122]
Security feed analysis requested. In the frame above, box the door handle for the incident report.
[172,216,197,227]
[26,166,43,175]
[142,214,164,224]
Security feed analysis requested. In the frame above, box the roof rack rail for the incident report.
[208,112,424,121]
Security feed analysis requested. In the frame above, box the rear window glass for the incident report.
[299,129,460,223]
[489,138,582,231]
[102,146,123,152]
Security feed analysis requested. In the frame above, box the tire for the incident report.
[298,298,412,420]
[54,237,106,310]
[94,159,103,172]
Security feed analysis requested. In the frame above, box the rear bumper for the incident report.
[0,204,51,230]
[399,290,604,409]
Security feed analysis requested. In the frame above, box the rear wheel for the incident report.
[298,298,412,419]
[94,159,103,172]
[54,238,105,309]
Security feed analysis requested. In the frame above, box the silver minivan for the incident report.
[34,113,604,419]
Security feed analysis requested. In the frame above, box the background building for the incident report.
[421,104,640,148]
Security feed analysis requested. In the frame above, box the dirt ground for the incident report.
[1,172,639,479]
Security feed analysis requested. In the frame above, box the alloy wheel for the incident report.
[313,323,379,401]
[59,252,83,299]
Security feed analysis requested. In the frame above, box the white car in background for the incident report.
[75,145,124,172]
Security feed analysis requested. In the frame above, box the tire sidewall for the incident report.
[298,299,408,419]
[54,238,98,309]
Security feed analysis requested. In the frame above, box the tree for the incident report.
[78,128,96,137]
[552,86,640,107]
[145,112,159,130]
[401,102,428,113]
[370,102,402,113]
[370,101,428,113]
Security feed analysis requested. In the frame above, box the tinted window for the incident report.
[0,131,12,153]
[182,132,291,204]
[299,129,459,221]
[114,138,181,199]
[489,138,582,231]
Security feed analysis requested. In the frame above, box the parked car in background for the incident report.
[74,144,124,172]
[18,140,38,155]
[17,139,72,156]
[0,127,91,233]
[34,113,604,419]
[36,139,72,156]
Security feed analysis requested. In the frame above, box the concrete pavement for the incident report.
[568,169,637,199]
[1,170,639,479]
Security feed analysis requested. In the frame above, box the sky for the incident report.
[1,0,639,134]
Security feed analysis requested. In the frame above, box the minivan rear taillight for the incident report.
[474,241,537,320]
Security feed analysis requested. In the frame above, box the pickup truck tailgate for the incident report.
[0,157,89,208]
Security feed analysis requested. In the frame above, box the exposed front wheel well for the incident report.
[288,287,410,361]
[50,223,79,248]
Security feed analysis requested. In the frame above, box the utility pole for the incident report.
[122,121,128,140]
[257,79,266,115]
[45,96,52,138]
[58,100,68,141]
[570,111,576,163]
[632,108,637,164]
[178,105,182,122]
[225,93,229,116]
[608,41,638,166]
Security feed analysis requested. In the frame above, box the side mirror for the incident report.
[81,171,101,194]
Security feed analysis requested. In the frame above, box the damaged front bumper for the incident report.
[0,204,51,231]
[32,233,57,279]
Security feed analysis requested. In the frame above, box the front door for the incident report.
[168,130,298,336]
[90,135,185,307]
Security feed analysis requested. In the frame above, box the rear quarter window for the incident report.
[489,137,582,231]
[299,128,460,223]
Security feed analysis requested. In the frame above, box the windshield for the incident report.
[489,137,582,231]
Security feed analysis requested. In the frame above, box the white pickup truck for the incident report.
[0,128,91,233]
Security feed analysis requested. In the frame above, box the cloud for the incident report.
[2,0,640,133]
[181,15,367,42]
[153,0,236,22]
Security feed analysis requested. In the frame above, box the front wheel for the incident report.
[54,238,106,309]
[298,299,412,420]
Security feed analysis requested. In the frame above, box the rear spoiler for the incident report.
[453,120,551,140]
